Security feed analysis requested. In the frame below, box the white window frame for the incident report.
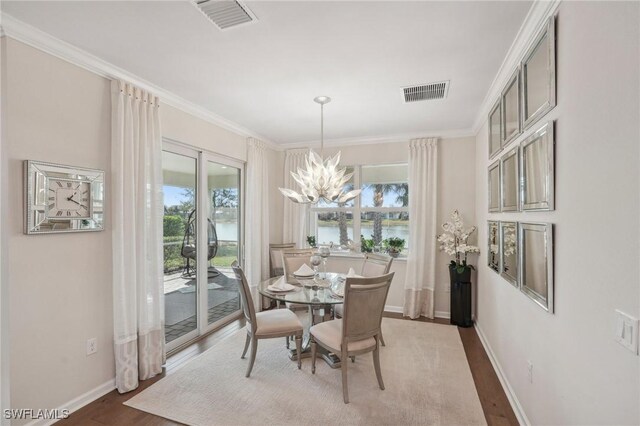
[308,163,409,252]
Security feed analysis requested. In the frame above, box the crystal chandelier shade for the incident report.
[279,97,361,205]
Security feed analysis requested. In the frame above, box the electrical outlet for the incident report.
[527,361,533,383]
[615,310,639,354]
[86,338,98,356]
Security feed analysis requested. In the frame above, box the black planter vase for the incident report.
[449,264,473,328]
[449,264,472,283]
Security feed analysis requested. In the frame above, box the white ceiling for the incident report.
[2,1,532,145]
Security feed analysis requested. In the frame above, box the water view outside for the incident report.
[317,224,409,246]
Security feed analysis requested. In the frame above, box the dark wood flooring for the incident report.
[61,314,518,426]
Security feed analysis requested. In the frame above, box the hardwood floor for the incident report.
[61,314,517,426]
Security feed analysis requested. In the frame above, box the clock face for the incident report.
[46,178,91,219]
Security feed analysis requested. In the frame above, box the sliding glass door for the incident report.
[162,142,244,352]
[205,160,242,324]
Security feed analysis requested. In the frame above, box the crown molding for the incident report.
[471,0,562,135]
[280,128,476,150]
[0,12,281,151]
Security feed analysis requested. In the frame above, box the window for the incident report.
[309,163,409,255]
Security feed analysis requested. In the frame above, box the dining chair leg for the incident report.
[286,336,290,349]
[310,337,317,374]
[350,356,355,363]
[373,342,385,390]
[295,334,302,370]
[246,337,258,378]
[341,349,349,404]
[241,332,250,359]
[379,332,386,347]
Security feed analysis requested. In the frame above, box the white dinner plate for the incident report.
[267,283,296,292]
[293,273,315,279]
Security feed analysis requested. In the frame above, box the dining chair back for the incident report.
[310,272,394,403]
[231,261,304,377]
[361,253,393,277]
[342,274,393,342]
[281,249,314,281]
[269,243,296,278]
[232,261,257,332]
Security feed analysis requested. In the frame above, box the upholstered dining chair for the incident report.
[231,261,303,377]
[310,273,394,404]
[281,248,315,312]
[281,248,315,282]
[269,243,296,278]
[334,253,393,346]
[280,248,315,348]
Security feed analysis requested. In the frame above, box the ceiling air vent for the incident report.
[402,81,449,103]
[195,0,257,30]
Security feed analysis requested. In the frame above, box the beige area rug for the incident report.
[125,319,486,426]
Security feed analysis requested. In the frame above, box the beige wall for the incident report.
[474,2,640,424]
[319,137,477,314]
[4,38,114,417]
[0,36,10,423]
[1,38,283,416]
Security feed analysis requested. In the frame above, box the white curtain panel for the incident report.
[111,80,165,393]
[282,148,309,248]
[245,138,270,310]
[403,138,438,319]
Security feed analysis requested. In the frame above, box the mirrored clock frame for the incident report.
[24,160,105,234]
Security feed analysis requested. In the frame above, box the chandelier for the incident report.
[279,96,361,204]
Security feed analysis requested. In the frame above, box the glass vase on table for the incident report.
[310,254,322,284]
[318,245,331,279]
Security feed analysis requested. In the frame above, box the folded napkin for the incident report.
[268,276,294,292]
[346,267,363,278]
[272,276,287,289]
[294,263,315,276]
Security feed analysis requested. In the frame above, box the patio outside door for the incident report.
[162,142,243,352]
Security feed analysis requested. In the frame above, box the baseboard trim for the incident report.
[384,305,450,320]
[475,322,530,426]
[25,379,116,426]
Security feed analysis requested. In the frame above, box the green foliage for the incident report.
[163,215,185,237]
[360,235,375,253]
[212,188,238,208]
[450,260,476,274]
[382,237,405,253]
[306,236,317,248]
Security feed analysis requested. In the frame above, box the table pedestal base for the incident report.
[288,346,342,369]
[285,303,343,368]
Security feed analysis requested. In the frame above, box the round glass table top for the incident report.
[259,273,344,305]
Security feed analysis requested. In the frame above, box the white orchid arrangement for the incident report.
[437,210,480,272]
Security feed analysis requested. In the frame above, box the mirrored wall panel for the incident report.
[500,148,519,211]
[488,221,500,273]
[522,16,556,129]
[488,99,502,159]
[488,161,501,212]
[521,121,554,211]
[501,68,521,146]
[519,222,553,313]
[500,222,518,287]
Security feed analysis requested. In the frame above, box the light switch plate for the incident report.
[615,310,638,354]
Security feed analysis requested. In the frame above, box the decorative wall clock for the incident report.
[24,160,105,234]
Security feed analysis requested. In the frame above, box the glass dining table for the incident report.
[259,272,345,368]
